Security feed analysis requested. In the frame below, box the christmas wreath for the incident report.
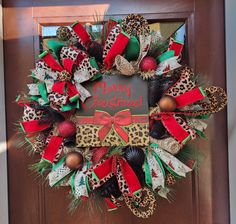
[16,14,227,218]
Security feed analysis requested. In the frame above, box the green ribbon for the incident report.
[89,57,102,81]
[144,158,152,188]
[85,161,91,192]
[157,50,175,63]
[61,101,80,112]
[52,156,66,171]
[38,82,49,103]
[125,36,140,61]
[46,39,64,59]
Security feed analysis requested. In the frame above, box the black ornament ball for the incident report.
[148,76,177,107]
[123,147,146,186]
[56,26,71,41]
[123,147,145,167]
[150,120,170,139]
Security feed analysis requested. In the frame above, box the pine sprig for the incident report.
[176,144,204,172]
[30,159,52,174]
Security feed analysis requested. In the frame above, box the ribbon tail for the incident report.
[144,150,165,190]
[39,51,64,72]
[20,120,50,133]
[134,34,151,66]
[97,123,112,142]
[74,82,91,102]
[151,143,192,177]
[175,87,206,108]
[32,67,58,81]
[103,31,130,69]
[114,125,129,143]
[118,158,142,196]
[71,163,89,199]
[42,136,64,163]
[161,114,192,144]
[87,157,114,190]
[48,157,73,187]
[71,21,92,48]
[104,195,121,211]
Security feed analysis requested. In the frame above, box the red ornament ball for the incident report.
[139,56,157,72]
[57,120,76,138]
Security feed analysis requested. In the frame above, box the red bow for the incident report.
[40,52,80,101]
[93,109,132,143]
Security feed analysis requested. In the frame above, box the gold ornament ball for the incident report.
[65,152,83,170]
[159,95,177,112]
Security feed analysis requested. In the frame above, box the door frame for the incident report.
[3,1,229,223]
[0,1,9,224]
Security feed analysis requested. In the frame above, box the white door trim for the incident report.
[226,0,236,223]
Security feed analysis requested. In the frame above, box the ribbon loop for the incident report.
[87,155,141,196]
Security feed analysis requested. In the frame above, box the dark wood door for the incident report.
[3,0,229,224]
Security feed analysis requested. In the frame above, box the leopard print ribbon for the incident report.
[124,187,157,218]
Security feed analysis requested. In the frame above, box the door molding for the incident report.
[0,1,9,224]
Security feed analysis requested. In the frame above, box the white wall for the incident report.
[0,1,8,224]
[225,0,236,223]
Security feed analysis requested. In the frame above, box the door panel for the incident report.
[3,1,229,224]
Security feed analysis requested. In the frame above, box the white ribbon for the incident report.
[72,163,89,199]
[151,144,192,177]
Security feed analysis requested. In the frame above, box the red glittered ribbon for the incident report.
[103,31,130,69]
[160,113,190,143]
[52,82,80,102]
[102,18,118,44]
[71,21,92,48]
[40,51,75,73]
[42,136,64,163]
[175,87,206,108]
[20,120,50,133]
[93,109,132,143]
[91,155,142,196]
[169,38,184,56]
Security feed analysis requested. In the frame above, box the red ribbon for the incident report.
[154,87,206,143]
[102,18,118,44]
[93,110,132,143]
[20,120,50,133]
[71,22,92,48]
[175,87,206,108]
[41,53,64,72]
[41,51,75,73]
[42,136,64,163]
[104,198,118,211]
[90,156,141,196]
[169,38,184,56]
[160,114,190,143]
[52,82,80,100]
[103,32,130,69]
